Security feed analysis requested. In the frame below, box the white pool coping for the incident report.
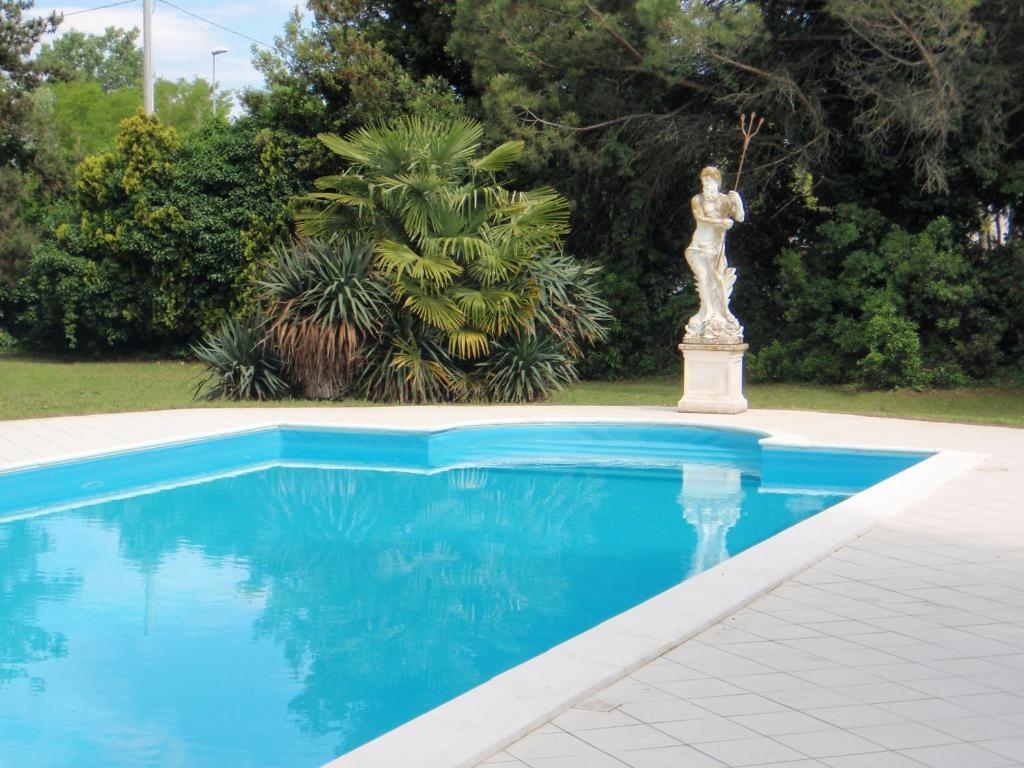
[0,410,986,768]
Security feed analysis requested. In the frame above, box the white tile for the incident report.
[575,724,680,753]
[822,753,927,768]
[767,687,860,710]
[751,624,826,641]
[884,643,966,663]
[774,729,886,758]
[881,698,977,721]
[527,755,626,768]
[506,732,600,760]
[850,631,925,649]
[695,736,806,766]
[752,653,836,673]
[480,751,522,764]
[905,677,997,698]
[835,683,930,704]
[616,745,724,768]
[793,668,885,688]
[574,697,618,713]
[975,737,1024,760]
[926,658,1007,678]
[948,692,1024,716]
[655,678,746,699]
[594,678,677,706]
[850,722,957,749]
[553,707,640,732]
[665,645,776,677]
[973,670,1024,693]
[929,716,1023,742]
[698,627,765,645]
[725,672,811,693]
[805,620,880,636]
[731,711,832,736]
[858,662,940,682]
[690,694,788,717]
[655,716,758,744]
[629,660,706,685]
[617,698,713,724]
[802,705,906,729]
[898,742,1016,768]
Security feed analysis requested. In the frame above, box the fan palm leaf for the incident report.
[375,240,463,285]
[398,279,465,330]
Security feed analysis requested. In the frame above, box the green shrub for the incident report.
[759,205,1012,389]
[745,340,789,383]
[478,333,577,402]
[14,114,303,353]
[192,318,289,401]
[856,301,927,389]
[15,246,132,351]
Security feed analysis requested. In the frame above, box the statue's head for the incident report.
[700,166,722,195]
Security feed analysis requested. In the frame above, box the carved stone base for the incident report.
[677,342,748,414]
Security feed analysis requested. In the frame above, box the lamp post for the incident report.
[211,47,228,118]
[142,0,154,114]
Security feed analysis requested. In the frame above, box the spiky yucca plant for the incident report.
[260,237,389,399]
[478,334,578,403]
[193,318,288,401]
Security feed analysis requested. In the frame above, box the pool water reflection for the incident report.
[0,458,848,767]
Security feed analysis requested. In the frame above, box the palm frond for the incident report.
[398,279,465,330]
[469,141,524,174]
[447,327,490,359]
[374,240,463,285]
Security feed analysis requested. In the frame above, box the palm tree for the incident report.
[297,117,573,363]
[195,117,610,404]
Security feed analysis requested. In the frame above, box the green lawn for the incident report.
[1,355,1022,427]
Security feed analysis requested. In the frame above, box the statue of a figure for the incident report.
[684,166,745,344]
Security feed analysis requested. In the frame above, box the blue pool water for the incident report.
[0,425,927,767]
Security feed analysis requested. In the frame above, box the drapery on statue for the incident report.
[683,166,745,344]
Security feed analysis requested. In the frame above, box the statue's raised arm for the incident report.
[682,167,744,344]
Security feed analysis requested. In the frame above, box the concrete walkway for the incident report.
[1,407,1021,768]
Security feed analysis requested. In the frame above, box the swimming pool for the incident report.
[0,423,929,767]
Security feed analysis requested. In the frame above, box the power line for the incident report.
[157,0,273,49]
[61,0,136,16]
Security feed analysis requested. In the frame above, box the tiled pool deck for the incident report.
[1,407,1021,768]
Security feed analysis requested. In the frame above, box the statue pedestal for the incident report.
[677,342,748,414]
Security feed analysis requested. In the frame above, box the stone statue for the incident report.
[683,166,745,344]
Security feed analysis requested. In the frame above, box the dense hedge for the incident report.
[11,114,304,353]
[747,205,1024,387]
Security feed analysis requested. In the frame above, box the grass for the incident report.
[550,376,1024,427]
[1,354,1022,427]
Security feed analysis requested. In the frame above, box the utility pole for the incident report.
[143,0,154,114]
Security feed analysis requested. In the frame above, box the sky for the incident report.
[33,0,301,97]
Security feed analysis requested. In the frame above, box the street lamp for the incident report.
[211,47,228,117]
